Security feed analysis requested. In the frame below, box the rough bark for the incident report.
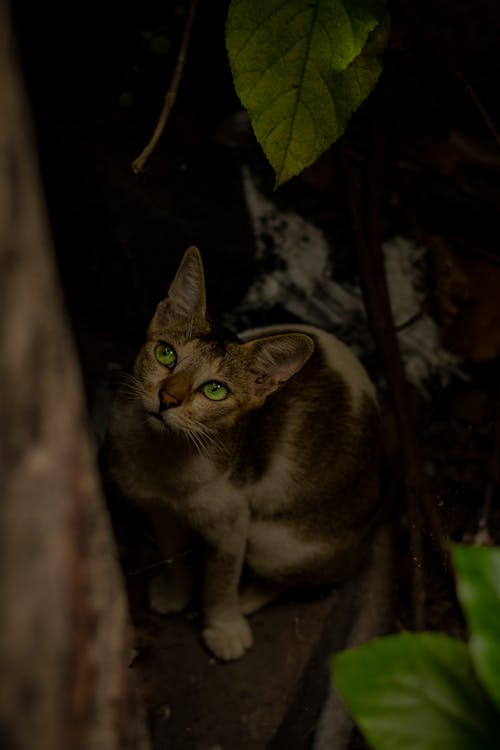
[0,5,144,749]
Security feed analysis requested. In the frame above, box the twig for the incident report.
[340,97,449,629]
[452,236,500,269]
[396,0,500,154]
[394,299,431,332]
[448,129,500,172]
[131,0,199,174]
[366,110,450,579]
[339,143,424,630]
[442,56,500,154]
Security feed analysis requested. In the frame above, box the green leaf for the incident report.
[333,632,500,750]
[454,545,500,710]
[226,0,389,186]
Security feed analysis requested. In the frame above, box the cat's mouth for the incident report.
[146,410,166,428]
[146,409,181,433]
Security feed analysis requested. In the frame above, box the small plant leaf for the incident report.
[226,0,389,186]
[333,632,500,750]
[453,545,500,710]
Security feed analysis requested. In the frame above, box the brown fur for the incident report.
[107,247,382,660]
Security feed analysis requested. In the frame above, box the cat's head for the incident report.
[131,247,314,442]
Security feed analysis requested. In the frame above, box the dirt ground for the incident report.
[12,0,500,745]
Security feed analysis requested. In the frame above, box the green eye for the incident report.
[202,381,228,401]
[155,342,177,367]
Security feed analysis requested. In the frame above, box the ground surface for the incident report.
[131,584,357,750]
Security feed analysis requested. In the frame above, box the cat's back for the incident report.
[237,325,380,517]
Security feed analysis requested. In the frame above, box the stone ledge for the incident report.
[132,576,360,750]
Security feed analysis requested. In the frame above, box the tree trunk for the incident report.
[0,5,144,749]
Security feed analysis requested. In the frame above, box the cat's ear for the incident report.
[243,334,314,398]
[168,246,206,317]
[156,246,207,321]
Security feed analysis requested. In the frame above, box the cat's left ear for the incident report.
[155,246,207,322]
[243,333,314,398]
[167,246,206,318]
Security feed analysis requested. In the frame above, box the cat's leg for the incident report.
[187,489,252,661]
[239,578,286,615]
[147,506,196,614]
[201,541,253,661]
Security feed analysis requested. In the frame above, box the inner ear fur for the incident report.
[243,333,315,396]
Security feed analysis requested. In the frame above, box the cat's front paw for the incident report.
[202,615,253,661]
[148,572,191,614]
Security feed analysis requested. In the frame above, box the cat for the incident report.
[107,246,382,661]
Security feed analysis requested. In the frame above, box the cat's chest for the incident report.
[246,454,301,515]
[146,450,219,502]
[115,430,220,507]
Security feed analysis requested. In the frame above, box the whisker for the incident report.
[184,421,229,457]
[127,545,197,576]
[186,429,204,456]
[116,372,145,402]
[118,372,142,388]
[116,368,231,458]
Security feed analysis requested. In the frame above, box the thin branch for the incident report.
[131,0,199,174]
[448,129,500,172]
[442,56,500,154]
[394,299,431,332]
[397,0,500,154]
[339,98,449,629]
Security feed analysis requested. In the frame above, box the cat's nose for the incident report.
[159,389,180,411]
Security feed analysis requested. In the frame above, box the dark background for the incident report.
[12,0,500,374]
[11,0,500,634]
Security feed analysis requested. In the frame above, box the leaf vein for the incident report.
[276,0,322,180]
[231,0,303,65]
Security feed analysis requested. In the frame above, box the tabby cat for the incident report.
[107,246,381,661]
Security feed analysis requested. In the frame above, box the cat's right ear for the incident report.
[242,333,314,399]
[154,246,207,323]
